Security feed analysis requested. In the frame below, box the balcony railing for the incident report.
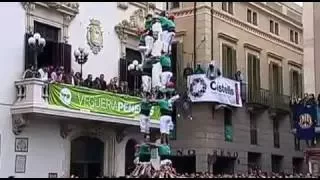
[269,92,290,112]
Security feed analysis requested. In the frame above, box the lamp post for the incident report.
[128,60,142,95]
[28,32,46,78]
[74,47,89,79]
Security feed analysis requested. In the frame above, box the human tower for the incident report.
[128,10,179,178]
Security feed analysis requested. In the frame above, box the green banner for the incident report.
[48,83,160,122]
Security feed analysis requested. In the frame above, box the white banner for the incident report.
[187,74,242,107]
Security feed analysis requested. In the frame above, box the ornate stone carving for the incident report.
[117,2,128,10]
[46,2,61,9]
[114,24,128,43]
[21,2,36,11]
[60,123,73,139]
[12,114,28,135]
[87,19,104,55]
[115,127,128,143]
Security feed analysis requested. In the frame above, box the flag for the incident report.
[294,104,316,140]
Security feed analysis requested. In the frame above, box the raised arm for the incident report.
[169,94,180,103]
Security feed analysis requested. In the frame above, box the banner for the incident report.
[294,104,316,140]
[187,74,242,107]
[48,83,161,122]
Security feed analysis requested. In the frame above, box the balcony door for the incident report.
[269,62,283,95]
[247,53,260,100]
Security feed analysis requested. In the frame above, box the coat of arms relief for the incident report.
[87,19,104,55]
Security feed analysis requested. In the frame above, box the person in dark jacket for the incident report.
[83,74,93,88]
[99,74,107,90]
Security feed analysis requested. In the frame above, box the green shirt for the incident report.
[145,19,153,31]
[159,16,170,30]
[160,55,171,68]
[140,100,152,116]
[139,144,151,162]
[158,144,171,156]
[167,19,176,29]
[158,99,172,116]
[194,66,205,74]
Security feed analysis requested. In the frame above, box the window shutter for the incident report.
[63,43,72,73]
[222,44,228,77]
[298,72,303,98]
[228,2,233,14]
[247,54,253,100]
[222,2,227,11]
[24,33,34,70]
[232,48,237,78]
[269,62,274,92]
[255,56,260,90]
[119,58,128,82]
[289,69,294,97]
[278,65,283,94]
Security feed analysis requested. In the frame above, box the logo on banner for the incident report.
[190,77,207,98]
[59,88,72,105]
[298,113,313,129]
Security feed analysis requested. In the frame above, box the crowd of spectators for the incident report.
[22,65,131,95]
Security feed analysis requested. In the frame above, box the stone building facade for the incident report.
[168,2,306,174]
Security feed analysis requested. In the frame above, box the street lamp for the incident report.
[28,32,46,77]
[128,60,142,95]
[74,47,89,79]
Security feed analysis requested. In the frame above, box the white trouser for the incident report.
[162,31,175,54]
[142,75,152,93]
[160,115,172,134]
[140,114,150,134]
[152,22,162,40]
[152,62,162,89]
[145,35,154,56]
[160,71,173,89]
[151,38,163,57]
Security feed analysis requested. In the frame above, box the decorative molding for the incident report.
[12,114,28,136]
[217,32,238,44]
[21,2,79,17]
[117,2,129,10]
[115,127,128,143]
[15,137,29,153]
[171,5,303,54]
[87,18,104,55]
[267,52,284,60]
[288,60,302,69]
[60,123,73,139]
[244,43,262,52]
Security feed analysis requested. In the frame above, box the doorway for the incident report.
[212,157,235,175]
[70,136,104,178]
[125,139,138,175]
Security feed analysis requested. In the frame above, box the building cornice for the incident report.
[249,2,302,30]
[21,2,79,17]
[288,60,303,69]
[267,52,284,61]
[218,32,239,44]
[244,43,262,52]
[171,5,303,55]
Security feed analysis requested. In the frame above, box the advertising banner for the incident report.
[187,74,242,107]
[48,83,161,122]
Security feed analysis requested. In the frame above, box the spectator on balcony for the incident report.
[93,77,102,90]
[38,66,49,81]
[99,74,107,90]
[64,69,75,85]
[83,74,93,88]
[51,67,63,83]
[74,72,83,86]
[22,64,35,79]
[194,63,205,74]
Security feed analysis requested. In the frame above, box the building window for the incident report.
[222,44,237,79]
[270,20,274,33]
[269,62,283,95]
[247,9,258,25]
[25,21,72,72]
[294,137,300,151]
[124,48,142,94]
[170,2,180,9]
[224,109,233,142]
[290,30,299,44]
[290,69,302,98]
[222,2,233,14]
[270,20,279,35]
[247,53,260,98]
[250,113,258,145]
[273,120,280,148]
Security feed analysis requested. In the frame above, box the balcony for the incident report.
[11,79,160,136]
[269,92,291,117]
[243,83,270,112]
